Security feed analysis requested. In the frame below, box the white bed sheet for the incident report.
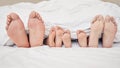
[0,46,120,68]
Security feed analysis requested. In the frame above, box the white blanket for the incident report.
[0,0,120,46]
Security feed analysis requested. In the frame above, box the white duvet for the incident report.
[0,0,120,45]
[0,0,120,46]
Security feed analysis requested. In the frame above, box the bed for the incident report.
[0,0,120,68]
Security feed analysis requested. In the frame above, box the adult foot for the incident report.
[6,13,29,48]
[77,30,87,47]
[46,27,56,47]
[62,30,72,48]
[89,15,104,48]
[103,16,117,48]
[55,26,64,47]
[28,11,45,47]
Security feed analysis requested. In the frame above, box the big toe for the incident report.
[55,26,63,30]
[77,30,84,35]
[98,15,104,21]
[64,30,70,34]
[77,30,81,34]
[8,13,20,20]
[92,15,101,23]
[29,11,43,21]
[29,11,37,18]
[105,15,111,23]
[50,27,55,32]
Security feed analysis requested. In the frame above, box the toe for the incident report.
[29,11,36,18]
[7,15,11,22]
[77,30,86,38]
[55,26,64,35]
[7,18,11,23]
[7,13,20,28]
[51,27,55,31]
[110,16,117,26]
[77,30,85,35]
[6,21,10,25]
[105,15,111,23]
[66,30,70,33]
[50,27,55,33]
[35,12,40,18]
[36,12,40,18]
[7,15,12,25]
[55,26,63,30]
[55,26,60,30]
[92,15,100,23]
[77,30,81,34]
[62,30,71,39]
[64,30,70,34]
[36,13,44,23]
[9,13,20,20]
[98,15,104,21]
[78,32,87,38]
[7,15,11,19]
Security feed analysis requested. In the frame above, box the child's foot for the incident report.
[103,16,117,48]
[55,26,64,47]
[89,15,104,48]
[77,30,87,47]
[6,13,29,48]
[62,30,72,48]
[46,27,56,47]
[28,11,45,47]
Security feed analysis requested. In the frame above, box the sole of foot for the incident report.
[62,30,72,48]
[77,30,87,47]
[28,11,45,47]
[46,27,56,47]
[55,26,64,47]
[89,15,104,48]
[102,15,117,48]
[6,13,29,48]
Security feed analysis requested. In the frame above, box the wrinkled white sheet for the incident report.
[0,46,120,68]
[0,0,120,46]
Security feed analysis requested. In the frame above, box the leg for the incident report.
[28,11,45,47]
[88,15,104,48]
[46,27,56,47]
[77,30,87,47]
[55,26,64,47]
[62,30,72,48]
[6,13,29,48]
[103,16,117,48]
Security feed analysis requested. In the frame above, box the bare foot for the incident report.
[46,27,56,47]
[62,30,72,48]
[103,16,117,48]
[28,11,45,47]
[6,13,29,48]
[55,26,64,47]
[89,15,104,48]
[77,30,87,47]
